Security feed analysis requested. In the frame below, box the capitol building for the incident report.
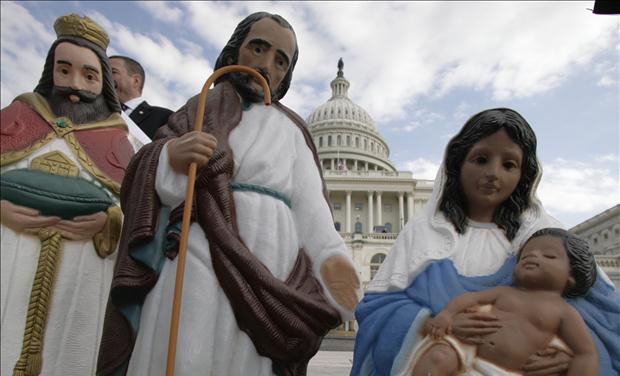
[307,59,620,332]
[307,59,433,288]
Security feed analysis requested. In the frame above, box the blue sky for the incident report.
[1,1,618,228]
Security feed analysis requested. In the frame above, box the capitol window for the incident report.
[334,222,341,231]
[370,253,387,280]
[355,222,363,233]
[333,203,342,210]
[355,203,363,211]
[328,135,332,146]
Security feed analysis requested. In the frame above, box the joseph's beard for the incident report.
[45,86,112,124]
[228,71,275,103]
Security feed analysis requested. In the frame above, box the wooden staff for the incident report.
[166,65,271,376]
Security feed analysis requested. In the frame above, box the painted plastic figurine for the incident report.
[97,11,361,376]
[412,228,598,376]
[0,14,138,376]
[351,108,620,375]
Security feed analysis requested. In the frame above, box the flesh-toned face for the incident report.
[514,235,574,294]
[110,57,139,104]
[459,129,523,223]
[236,17,296,97]
[53,42,103,103]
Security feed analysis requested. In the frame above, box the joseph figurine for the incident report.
[97,11,361,376]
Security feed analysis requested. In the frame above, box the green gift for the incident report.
[1,168,114,220]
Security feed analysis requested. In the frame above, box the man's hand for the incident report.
[449,310,502,345]
[167,131,218,174]
[320,255,360,312]
[50,211,107,240]
[0,199,61,233]
[522,347,572,376]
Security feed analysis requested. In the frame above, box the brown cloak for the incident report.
[97,81,341,376]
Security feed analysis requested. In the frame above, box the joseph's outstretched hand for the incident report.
[167,131,218,174]
[320,255,360,312]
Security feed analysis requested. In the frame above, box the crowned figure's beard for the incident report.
[45,86,111,124]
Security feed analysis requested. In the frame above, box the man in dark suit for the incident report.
[110,56,173,139]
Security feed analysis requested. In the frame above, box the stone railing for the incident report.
[325,170,412,179]
[339,232,398,241]
[363,232,398,240]
[596,255,620,268]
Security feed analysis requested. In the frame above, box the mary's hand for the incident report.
[449,310,502,345]
[522,348,572,376]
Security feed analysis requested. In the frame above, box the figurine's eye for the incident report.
[474,156,488,164]
[275,56,287,70]
[253,45,263,55]
[61,68,69,75]
[503,161,517,170]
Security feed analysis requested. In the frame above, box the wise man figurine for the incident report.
[1,13,138,376]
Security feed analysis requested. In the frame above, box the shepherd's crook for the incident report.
[166,65,271,376]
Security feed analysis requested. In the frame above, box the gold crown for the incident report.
[54,13,109,51]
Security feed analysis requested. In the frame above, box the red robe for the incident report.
[1,92,134,195]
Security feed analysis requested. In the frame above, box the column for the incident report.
[354,160,358,171]
[398,191,405,231]
[365,162,369,171]
[376,191,382,226]
[345,191,352,233]
[407,192,414,222]
[367,191,374,233]
[331,159,335,170]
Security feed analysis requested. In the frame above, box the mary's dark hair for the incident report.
[522,228,597,297]
[439,108,539,240]
[214,11,298,101]
[34,36,122,113]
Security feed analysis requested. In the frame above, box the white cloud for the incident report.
[596,154,619,163]
[393,122,424,133]
[180,2,248,51]
[0,1,55,107]
[88,11,213,110]
[399,158,440,180]
[538,158,620,222]
[137,1,183,23]
[594,60,618,87]
[393,110,445,133]
[273,2,617,123]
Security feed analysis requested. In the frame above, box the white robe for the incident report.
[127,104,357,376]
[1,135,138,376]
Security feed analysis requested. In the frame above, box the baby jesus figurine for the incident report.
[412,228,599,376]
